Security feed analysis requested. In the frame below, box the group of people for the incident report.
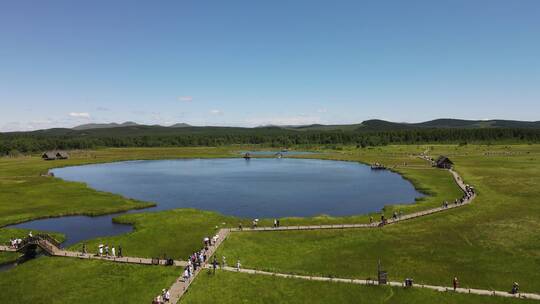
[369,211,403,226]
[442,185,475,209]
[152,289,171,303]
[8,231,34,249]
[238,218,282,230]
[8,238,23,249]
[181,234,221,282]
[96,244,122,258]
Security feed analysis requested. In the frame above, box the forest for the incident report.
[1,126,539,155]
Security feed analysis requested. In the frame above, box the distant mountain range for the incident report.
[282,119,540,131]
[73,122,191,130]
[3,119,539,135]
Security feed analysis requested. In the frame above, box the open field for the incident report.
[0,257,179,304]
[0,144,538,303]
[216,145,540,293]
[180,270,535,304]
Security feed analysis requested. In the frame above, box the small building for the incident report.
[55,151,69,159]
[42,150,69,161]
[435,156,453,169]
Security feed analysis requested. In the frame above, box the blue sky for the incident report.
[1,0,539,131]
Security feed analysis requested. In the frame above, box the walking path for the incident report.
[215,266,540,301]
[230,167,474,233]
[53,249,188,267]
[0,245,16,252]
[166,227,230,304]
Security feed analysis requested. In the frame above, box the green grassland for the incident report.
[0,147,242,227]
[0,144,538,303]
[58,146,463,263]
[68,209,238,260]
[216,144,540,293]
[0,257,179,304]
[180,271,534,304]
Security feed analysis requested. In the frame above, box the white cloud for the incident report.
[317,108,328,113]
[68,112,91,118]
[1,119,61,132]
[178,96,193,102]
[210,109,223,115]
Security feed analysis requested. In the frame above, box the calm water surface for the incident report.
[11,158,423,246]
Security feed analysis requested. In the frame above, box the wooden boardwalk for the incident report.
[230,168,474,233]
[167,227,230,304]
[216,266,540,301]
[0,245,16,252]
[53,249,188,267]
[0,241,188,267]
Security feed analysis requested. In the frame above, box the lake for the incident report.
[10,158,424,246]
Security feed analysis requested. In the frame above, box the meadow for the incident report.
[216,145,540,293]
[0,257,179,303]
[0,144,538,303]
[180,271,535,304]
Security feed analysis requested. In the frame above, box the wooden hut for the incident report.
[435,156,453,169]
[42,150,69,161]
[42,151,57,160]
[55,151,69,159]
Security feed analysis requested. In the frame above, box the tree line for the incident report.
[1,127,539,155]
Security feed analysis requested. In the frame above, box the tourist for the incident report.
[212,256,218,274]
[164,289,171,302]
[236,260,241,271]
[105,244,109,257]
[111,246,116,257]
[222,256,227,268]
[453,277,459,291]
[98,244,104,256]
[369,216,373,224]
[392,211,398,220]
[380,214,385,225]
[183,268,189,281]
[277,219,280,227]
[28,231,33,238]
[239,223,243,230]
[118,245,123,257]
[511,282,519,294]
[273,219,277,228]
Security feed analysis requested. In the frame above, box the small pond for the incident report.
[10,158,424,246]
